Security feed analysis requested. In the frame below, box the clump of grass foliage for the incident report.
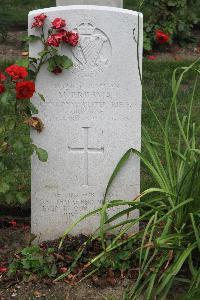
[58,60,200,299]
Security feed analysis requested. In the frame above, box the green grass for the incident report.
[58,61,200,299]
[141,59,200,191]
[0,0,55,29]
[0,59,199,205]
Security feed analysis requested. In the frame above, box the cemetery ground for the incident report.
[0,52,199,298]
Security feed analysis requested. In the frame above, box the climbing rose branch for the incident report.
[30,15,79,76]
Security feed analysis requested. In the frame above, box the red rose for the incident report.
[0,267,8,273]
[47,33,63,47]
[52,18,66,29]
[9,220,17,227]
[32,13,47,28]
[5,65,28,81]
[59,29,68,41]
[52,66,62,75]
[0,72,6,82]
[35,13,47,22]
[147,55,156,60]
[61,31,79,47]
[16,81,35,99]
[0,83,5,94]
[60,267,68,273]
[67,31,79,47]
[155,30,170,44]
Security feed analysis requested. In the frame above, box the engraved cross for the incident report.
[68,127,104,186]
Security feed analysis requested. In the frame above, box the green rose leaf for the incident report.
[36,148,48,162]
[0,182,10,193]
[47,55,73,72]
[60,56,73,69]
[27,35,41,42]
[16,192,27,204]
[1,92,11,107]
[167,1,176,6]
[38,50,49,58]
[15,58,29,68]
[5,118,15,130]
[29,102,39,114]
[13,140,24,154]
[47,58,56,72]
[5,192,16,205]
[38,93,45,102]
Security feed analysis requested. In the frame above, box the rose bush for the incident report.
[0,64,46,205]
[140,0,199,51]
[0,14,79,205]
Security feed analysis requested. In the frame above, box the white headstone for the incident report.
[57,0,123,7]
[29,6,143,241]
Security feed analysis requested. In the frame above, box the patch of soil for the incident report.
[0,217,127,300]
[0,217,188,300]
[0,30,200,62]
[149,42,200,61]
[1,280,124,300]
[145,30,200,61]
[0,31,27,61]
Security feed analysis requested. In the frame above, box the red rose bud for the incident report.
[0,267,8,273]
[147,55,156,60]
[60,267,68,273]
[155,30,170,44]
[47,33,63,47]
[22,224,30,230]
[0,83,5,94]
[9,220,17,227]
[5,64,28,81]
[67,31,79,47]
[32,13,47,28]
[39,243,47,250]
[52,18,66,29]
[0,72,6,82]
[16,81,35,99]
[59,29,68,41]
[52,66,62,75]
[35,13,47,22]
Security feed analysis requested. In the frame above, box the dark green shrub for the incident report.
[125,0,200,50]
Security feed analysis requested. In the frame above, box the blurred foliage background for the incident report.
[0,0,199,50]
[0,0,199,30]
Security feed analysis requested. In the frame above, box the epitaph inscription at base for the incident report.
[29,6,143,241]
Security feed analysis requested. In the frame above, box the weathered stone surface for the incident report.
[56,0,123,7]
[29,6,143,241]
